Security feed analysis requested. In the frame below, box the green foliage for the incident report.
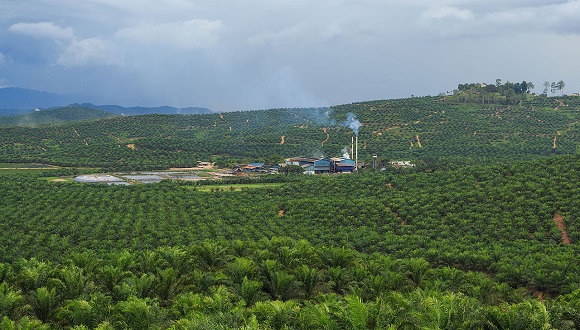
[280,165,304,174]
[0,155,578,298]
[0,93,579,328]
[0,237,577,328]
[1,95,578,170]
[113,296,166,329]
[0,282,27,320]
[28,287,59,323]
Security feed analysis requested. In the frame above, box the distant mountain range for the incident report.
[0,87,77,112]
[0,87,212,115]
[75,103,212,116]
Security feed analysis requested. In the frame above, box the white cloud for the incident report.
[82,0,196,18]
[246,19,362,50]
[0,52,5,64]
[418,1,580,38]
[116,19,223,49]
[247,23,309,47]
[421,6,474,21]
[56,38,123,67]
[544,1,580,34]
[8,21,74,40]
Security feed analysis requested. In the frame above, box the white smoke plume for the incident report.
[341,146,350,159]
[344,113,361,135]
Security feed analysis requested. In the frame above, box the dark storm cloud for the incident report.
[1,0,579,111]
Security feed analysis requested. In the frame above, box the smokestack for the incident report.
[351,136,354,159]
[355,135,358,171]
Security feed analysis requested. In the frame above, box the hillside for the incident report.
[0,155,578,328]
[75,103,213,115]
[0,109,36,116]
[0,91,579,328]
[0,106,117,126]
[0,95,578,169]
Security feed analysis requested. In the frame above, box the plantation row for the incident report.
[0,155,578,296]
[2,238,580,329]
[0,96,579,169]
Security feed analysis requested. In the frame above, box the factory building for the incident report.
[285,156,355,174]
[330,157,356,172]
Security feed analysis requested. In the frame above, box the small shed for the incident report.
[243,163,265,172]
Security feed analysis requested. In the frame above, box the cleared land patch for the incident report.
[553,213,572,244]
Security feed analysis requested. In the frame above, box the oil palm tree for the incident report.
[262,267,300,301]
[56,299,98,328]
[227,257,258,285]
[28,287,60,323]
[485,300,553,330]
[113,296,166,330]
[251,300,299,330]
[296,265,321,299]
[155,267,184,302]
[15,259,55,292]
[0,316,50,330]
[403,258,431,288]
[0,282,26,320]
[298,301,338,329]
[57,265,92,301]
[194,241,232,271]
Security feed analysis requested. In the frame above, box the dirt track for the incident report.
[321,128,329,146]
[553,213,571,244]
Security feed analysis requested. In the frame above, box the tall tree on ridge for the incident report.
[556,80,565,95]
[543,81,550,95]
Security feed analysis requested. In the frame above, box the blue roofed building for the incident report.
[331,157,355,173]
[285,156,355,174]
[301,157,331,174]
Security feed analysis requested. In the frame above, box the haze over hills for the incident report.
[0,87,80,111]
[0,106,117,126]
[76,103,212,116]
[0,87,212,116]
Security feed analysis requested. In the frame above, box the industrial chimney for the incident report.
[355,135,358,171]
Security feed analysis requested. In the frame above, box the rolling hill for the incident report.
[76,103,213,115]
[0,89,579,328]
[0,94,578,169]
[0,106,117,126]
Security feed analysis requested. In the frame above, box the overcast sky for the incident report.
[1,0,579,111]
